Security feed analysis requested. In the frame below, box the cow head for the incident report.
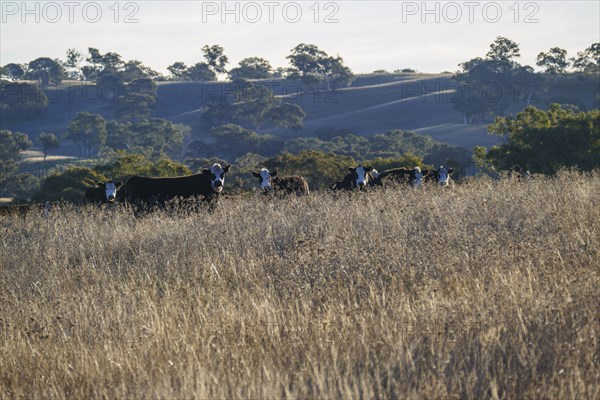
[410,167,424,187]
[102,181,123,202]
[205,163,230,193]
[252,168,277,191]
[350,165,374,189]
[436,166,454,186]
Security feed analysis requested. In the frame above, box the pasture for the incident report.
[1,171,598,399]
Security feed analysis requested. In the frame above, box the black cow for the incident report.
[425,166,454,186]
[126,163,230,205]
[376,167,428,187]
[252,169,310,196]
[330,165,375,190]
[84,181,123,205]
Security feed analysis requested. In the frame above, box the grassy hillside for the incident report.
[1,171,598,398]
[2,73,598,161]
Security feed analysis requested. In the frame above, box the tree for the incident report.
[365,153,424,172]
[1,63,25,81]
[116,78,157,121]
[480,104,600,174]
[0,130,32,162]
[105,119,190,159]
[266,103,306,131]
[201,80,278,129]
[38,132,60,161]
[65,48,84,80]
[93,151,191,182]
[189,124,282,160]
[64,112,108,157]
[202,44,229,75]
[264,150,356,190]
[571,43,600,74]
[486,36,521,63]
[1,173,40,200]
[121,60,160,81]
[286,43,354,86]
[185,62,216,81]
[231,80,277,130]
[536,47,570,74]
[167,62,189,80]
[85,47,104,81]
[25,57,66,86]
[228,57,273,80]
[0,82,49,120]
[453,38,533,123]
[100,52,124,76]
[32,166,108,203]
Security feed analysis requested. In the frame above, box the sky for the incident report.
[1,1,599,76]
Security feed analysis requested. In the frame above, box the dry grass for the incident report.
[1,171,599,399]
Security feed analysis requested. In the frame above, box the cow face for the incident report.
[252,168,277,190]
[208,163,230,193]
[411,167,424,187]
[350,165,373,188]
[436,166,454,186]
[103,181,123,202]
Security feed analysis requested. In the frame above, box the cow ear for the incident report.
[223,164,231,173]
[271,171,278,177]
[448,168,454,174]
[202,168,210,175]
[252,171,260,177]
[348,167,354,172]
[366,166,373,172]
[115,181,123,188]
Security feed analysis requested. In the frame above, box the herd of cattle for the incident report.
[0,163,464,215]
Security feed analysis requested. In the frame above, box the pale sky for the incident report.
[1,1,598,75]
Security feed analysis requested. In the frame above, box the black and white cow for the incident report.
[376,167,427,187]
[330,165,375,190]
[425,166,454,186]
[126,163,230,205]
[252,169,310,196]
[84,181,123,205]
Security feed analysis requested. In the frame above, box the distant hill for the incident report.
[2,73,598,159]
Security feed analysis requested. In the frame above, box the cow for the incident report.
[330,165,375,190]
[252,169,310,196]
[376,167,428,187]
[126,163,231,206]
[425,166,455,186]
[84,181,123,205]
[368,168,380,187]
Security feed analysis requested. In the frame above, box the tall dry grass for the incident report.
[1,171,599,399]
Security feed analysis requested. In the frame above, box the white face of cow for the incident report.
[210,163,227,193]
[104,181,118,202]
[354,165,370,188]
[412,167,423,187]
[437,166,452,186]
[258,168,273,190]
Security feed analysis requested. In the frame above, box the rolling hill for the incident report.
[3,72,598,160]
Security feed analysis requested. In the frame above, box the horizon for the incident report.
[1,1,598,76]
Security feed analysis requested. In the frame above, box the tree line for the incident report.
[0,43,354,87]
[452,37,599,125]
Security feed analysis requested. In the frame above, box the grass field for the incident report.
[1,171,599,399]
